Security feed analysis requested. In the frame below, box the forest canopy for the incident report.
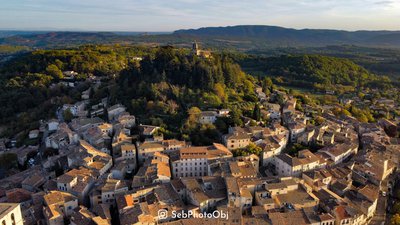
[239,54,392,91]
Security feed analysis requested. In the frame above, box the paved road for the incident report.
[33,129,49,166]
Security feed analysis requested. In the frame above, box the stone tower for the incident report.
[192,41,199,56]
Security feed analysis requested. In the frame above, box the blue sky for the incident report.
[0,0,399,31]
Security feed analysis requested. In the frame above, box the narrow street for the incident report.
[370,195,387,225]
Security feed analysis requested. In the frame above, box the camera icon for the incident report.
[158,209,168,219]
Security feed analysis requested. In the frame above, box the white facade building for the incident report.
[0,203,23,225]
[274,150,323,177]
[171,143,232,178]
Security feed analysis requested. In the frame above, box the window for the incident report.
[2,220,6,225]
[11,213,16,225]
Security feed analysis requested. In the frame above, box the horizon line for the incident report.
[1,24,400,33]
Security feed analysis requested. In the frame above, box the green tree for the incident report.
[247,143,262,155]
[201,93,222,108]
[184,107,201,130]
[229,107,243,126]
[63,109,74,122]
[243,79,255,94]
[252,103,261,121]
[232,143,262,157]
[213,83,226,102]
[190,124,220,146]
[276,93,285,105]
[54,59,64,70]
[0,153,18,169]
[342,109,352,116]
[215,118,228,133]
[262,77,273,95]
[46,64,63,79]
[391,214,400,225]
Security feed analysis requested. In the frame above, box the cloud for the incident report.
[0,0,399,31]
[374,0,393,5]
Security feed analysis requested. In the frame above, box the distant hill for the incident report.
[1,25,400,49]
[0,30,48,38]
[174,25,400,48]
[0,31,175,48]
[0,32,123,47]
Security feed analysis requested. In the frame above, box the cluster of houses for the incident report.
[339,89,400,121]
[0,82,400,225]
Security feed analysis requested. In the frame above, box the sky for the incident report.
[0,0,399,31]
